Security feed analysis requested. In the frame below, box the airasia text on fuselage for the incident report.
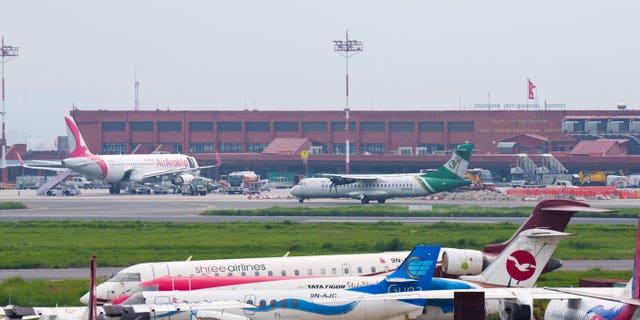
[155,158,189,168]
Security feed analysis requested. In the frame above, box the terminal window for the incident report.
[448,121,474,132]
[190,143,214,153]
[102,121,126,132]
[303,121,327,132]
[360,121,385,132]
[246,121,270,132]
[189,121,214,131]
[158,121,182,132]
[247,143,267,153]
[103,143,126,154]
[219,143,242,153]
[419,121,444,132]
[130,121,154,131]
[361,143,386,154]
[390,121,414,132]
[274,121,298,132]
[218,121,242,131]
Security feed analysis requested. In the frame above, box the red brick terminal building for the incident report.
[56,108,640,180]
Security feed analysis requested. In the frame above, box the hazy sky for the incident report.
[2,1,639,148]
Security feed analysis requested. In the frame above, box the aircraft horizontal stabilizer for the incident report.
[539,205,616,213]
[544,287,640,306]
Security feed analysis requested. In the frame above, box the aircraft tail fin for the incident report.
[461,228,572,288]
[483,200,615,256]
[215,151,222,166]
[65,116,93,157]
[423,144,473,180]
[350,245,439,298]
[16,152,25,166]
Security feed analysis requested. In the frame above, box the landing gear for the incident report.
[360,197,370,204]
[377,199,386,204]
[109,183,121,194]
[298,198,304,203]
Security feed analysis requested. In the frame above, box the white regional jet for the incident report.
[120,228,570,320]
[83,199,612,305]
[290,144,473,203]
[21,116,218,194]
[123,245,442,320]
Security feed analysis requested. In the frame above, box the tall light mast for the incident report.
[333,31,363,174]
[1,36,19,185]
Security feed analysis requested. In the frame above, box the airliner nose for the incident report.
[79,291,89,304]
[290,185,300,196]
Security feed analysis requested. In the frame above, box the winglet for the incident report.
[65,116,93,157]
[350,245,439,300]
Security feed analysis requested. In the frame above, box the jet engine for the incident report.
[172,173,195,185]
[441,249,485,275]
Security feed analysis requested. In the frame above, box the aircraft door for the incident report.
[243,295,257,315]
[341,263,351,276]
[154,296,171,304]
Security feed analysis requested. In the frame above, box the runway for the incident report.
[1,189,638,224]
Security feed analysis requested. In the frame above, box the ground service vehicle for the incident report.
[226,171,259,194]
[577,170,623,185]
[181,177,208,195]
[71,176,95,189]
[46,183,81,196]
[464,168,495,190]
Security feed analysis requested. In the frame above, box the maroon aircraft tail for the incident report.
[483,199,614,255]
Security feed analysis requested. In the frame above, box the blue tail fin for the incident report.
[350,245,439,296]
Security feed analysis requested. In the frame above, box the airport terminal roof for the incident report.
[569,139,629,156]
[262,138,311,155]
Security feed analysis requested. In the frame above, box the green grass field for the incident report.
[0,221,635,268]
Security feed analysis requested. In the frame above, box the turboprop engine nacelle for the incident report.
[441,248,485,275]
[172,174,195,185]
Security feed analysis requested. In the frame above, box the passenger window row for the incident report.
[201,266,384,277]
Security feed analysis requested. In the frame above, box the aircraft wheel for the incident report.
[360,198,370,204]
[377,199,386,204]
[298,198,304,203]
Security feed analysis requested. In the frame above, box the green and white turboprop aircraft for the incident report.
[290,144,473,203]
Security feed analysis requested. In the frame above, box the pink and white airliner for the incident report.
[23,116,218,194]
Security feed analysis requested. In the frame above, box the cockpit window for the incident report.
[108,273,141,282]
[187,157,197,168]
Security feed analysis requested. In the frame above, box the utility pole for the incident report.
[1,36,19,186]
[333,31,363,174]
